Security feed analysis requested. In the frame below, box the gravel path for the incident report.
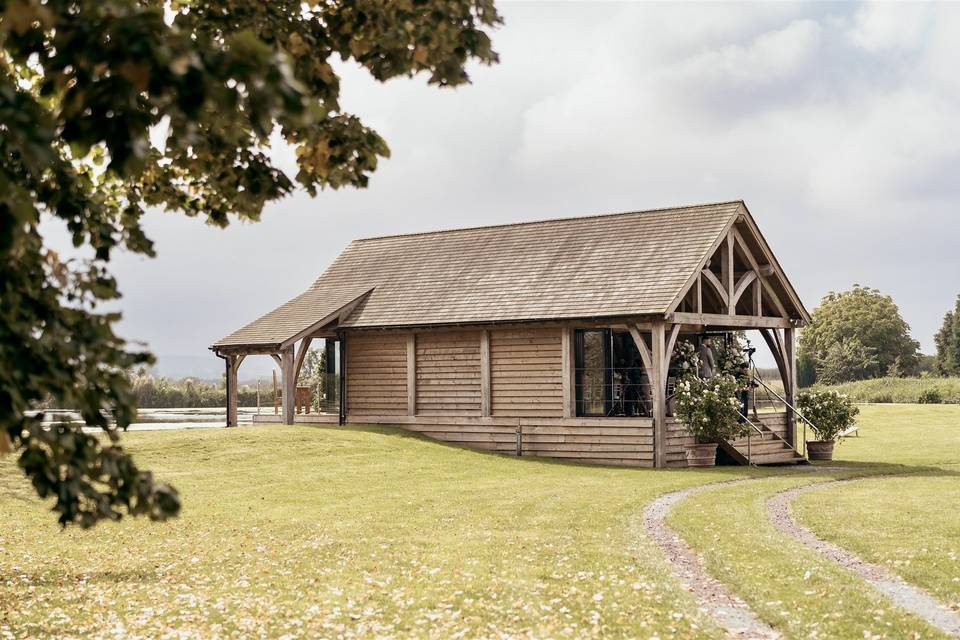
[767,480,960,638]
[643,479,782,639]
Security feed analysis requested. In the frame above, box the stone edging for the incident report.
[767,479,960,638]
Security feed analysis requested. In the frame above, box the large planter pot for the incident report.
[806,440,835,461]
[685,442,719,467]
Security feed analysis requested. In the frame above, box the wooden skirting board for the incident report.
[345,414,655,467]
[253,413,339,424]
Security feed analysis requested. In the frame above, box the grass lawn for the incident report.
[793,405,960,614]
[1,405,957,639]
[0,425,768,639]
[667,404,960,640]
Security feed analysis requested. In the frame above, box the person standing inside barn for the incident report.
[698,337,716,379]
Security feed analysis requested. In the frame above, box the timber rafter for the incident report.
[667,204,808,326]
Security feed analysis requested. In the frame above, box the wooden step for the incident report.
[746,450,807,465]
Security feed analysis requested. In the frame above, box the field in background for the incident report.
[813,376,960,404]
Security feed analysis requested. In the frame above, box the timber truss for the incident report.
[615,205,810,466]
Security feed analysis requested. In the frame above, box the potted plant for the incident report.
[674,374,747,467]
[796,390,859,461]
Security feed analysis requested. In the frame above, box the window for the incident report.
[575,329,649,417]
[576,329,609,416]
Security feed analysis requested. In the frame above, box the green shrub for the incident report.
[797,390,859,442]
[674,374,747,444]
[918,388,943,404]
[811,376,960,404]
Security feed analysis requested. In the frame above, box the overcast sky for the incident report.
[49,2,960,377]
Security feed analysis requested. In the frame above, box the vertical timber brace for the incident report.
[479,330,491,417]
[561,326,574,418]
[293,337,313,384]
[723,233,735,313]
[407,333,417,416]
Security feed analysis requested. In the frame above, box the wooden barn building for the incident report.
[211,201,810,468]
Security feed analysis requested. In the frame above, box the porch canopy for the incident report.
[211,200,809,439]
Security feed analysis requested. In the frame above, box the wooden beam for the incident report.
[663,323,681,374]
[280,288,373,349]
[737,211,811,323]
[627,324,653,376]
[281,347,295,425]
[723,233,735,313]
[293,337,312,384]
[784,327,797,448]
[214,345,282,356]
[759,329,789,392]
[667,312,795,329]
[695,273,702,314]
[665,205,743,313]
[271,354,282,369]
[226,355,238,427]
[651,322,667,469]
[561,327,574,418]
[732,228,788,318]
[407,333,417,416]
[479,330,491,417]
[731,270,758,309]
[700,269,729,306]
[753,278,762,316]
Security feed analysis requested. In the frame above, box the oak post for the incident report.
[651,322,667,468]
[281,346,295,425]
[561,326,574,418]
[407,333,417,416]
[479,330,491,417]
[226,355,238,427]
[784,327,797,448]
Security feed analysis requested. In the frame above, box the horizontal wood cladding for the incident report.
[665,412,790,467]
[490,327,563,418]
[664,417,696,468]
[416,331,482,416]
[347,415,655,467]
[346,333,408,416]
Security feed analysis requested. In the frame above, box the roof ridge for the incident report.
[353,199,744,243]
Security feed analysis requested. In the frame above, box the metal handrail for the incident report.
[750,375,819,457]
[738,411,765,465]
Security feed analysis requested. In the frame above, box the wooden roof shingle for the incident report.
[213,201,744,348]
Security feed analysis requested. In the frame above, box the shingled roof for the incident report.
[213,201,752,348]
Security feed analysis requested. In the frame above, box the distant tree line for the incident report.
[798,285,958,389]
[40,347,336,411]
[934,295,960,376]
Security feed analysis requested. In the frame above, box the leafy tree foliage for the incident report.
[934,295,960,376]
[798,285,920,385]
[1,0,500,526]
[796,351,817,388]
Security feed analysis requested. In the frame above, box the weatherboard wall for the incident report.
[342,326,656,467]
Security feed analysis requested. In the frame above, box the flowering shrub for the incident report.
[796,390,859,442]
[714,333,748,377]
[674,374,748,444]
[670,340,700,376]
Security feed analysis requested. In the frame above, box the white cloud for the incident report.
[848,2,931,52]
[49,1,960,369]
